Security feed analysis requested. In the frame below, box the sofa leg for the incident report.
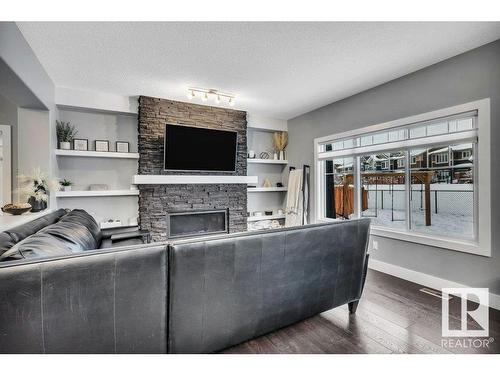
[348,300,359,314]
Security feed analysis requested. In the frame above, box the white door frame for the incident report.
[0,125,12,206]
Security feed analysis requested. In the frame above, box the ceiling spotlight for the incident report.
[187,88,235,107]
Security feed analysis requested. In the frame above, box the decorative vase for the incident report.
[28,196,47,212]
[273,152,278,160]
[279,150,285,160]
[59,141,71,150]
[62,186,72,192]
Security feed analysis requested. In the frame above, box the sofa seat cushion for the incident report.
[0,209,67,256]
[0,219,98,261]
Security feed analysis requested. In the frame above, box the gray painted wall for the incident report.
[287,40,500,293]
[0,93,18,195]
[0,22,57,207]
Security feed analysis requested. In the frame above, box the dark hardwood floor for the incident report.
[221,269,500,354]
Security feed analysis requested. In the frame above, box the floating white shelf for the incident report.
[133,175,258,185]
[247,214,285,222]
[247,187,287,192]
[247,158,288,165]
[55,149,139,159]
[55,190,140,198]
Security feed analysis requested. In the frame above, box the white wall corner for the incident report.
[55,87,138,115]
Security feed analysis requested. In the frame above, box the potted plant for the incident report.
[60,179,73,192]
[272,131,288,160]
[17,168,59,212]
[56,120,78,150]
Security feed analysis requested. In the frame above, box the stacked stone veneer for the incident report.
[138,96,247,241]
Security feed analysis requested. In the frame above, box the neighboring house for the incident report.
[410,149,427,168]
[428,147,449,167]
[426,145,473,183]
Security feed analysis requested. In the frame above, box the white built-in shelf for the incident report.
[55,190,140,198]
[247,214,285,222]
[247,158,288,165]
[247,187,287,192]
[133,175,258,185]
[55,149,139,159]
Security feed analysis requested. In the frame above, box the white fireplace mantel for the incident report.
[133,175,258,185]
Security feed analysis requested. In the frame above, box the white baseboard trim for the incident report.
[368,258,500,311]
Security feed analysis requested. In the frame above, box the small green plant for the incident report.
[60,179,72,187]
[56,120,78,143]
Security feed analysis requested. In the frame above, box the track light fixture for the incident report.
[187,88,236,107]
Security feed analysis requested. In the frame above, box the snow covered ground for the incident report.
[362,208,474,240]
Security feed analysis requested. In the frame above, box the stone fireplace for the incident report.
[137,96,247,241]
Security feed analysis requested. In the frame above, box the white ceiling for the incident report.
[17,22,500,119]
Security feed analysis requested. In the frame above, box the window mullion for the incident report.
[405,150,411,231]
[354,156,361,219]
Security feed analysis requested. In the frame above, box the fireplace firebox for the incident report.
[167,209,229,239]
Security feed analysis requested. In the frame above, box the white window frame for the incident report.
[313,98,491,257]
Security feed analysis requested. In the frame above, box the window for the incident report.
[432,152,448,164]
[360,151,406,230]
[314,99,491,256]
[409,143,474,240]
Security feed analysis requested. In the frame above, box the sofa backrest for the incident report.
[0,219,370,354]
[0,244,168,353]
[167,218,370,353]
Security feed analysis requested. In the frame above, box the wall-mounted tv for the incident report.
[164,124,238,172]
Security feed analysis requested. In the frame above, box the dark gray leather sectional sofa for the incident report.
[0,211,370,353]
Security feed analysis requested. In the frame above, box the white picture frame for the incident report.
[95,140,109,152]
[116,141,130,153]
[73,138,88,151]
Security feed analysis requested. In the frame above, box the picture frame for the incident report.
[116,141,130,153]
[73,138,88,151]
[95,140,109,152]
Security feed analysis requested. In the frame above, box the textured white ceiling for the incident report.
[17,22,500,119]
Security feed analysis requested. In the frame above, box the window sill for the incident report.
[316,218,489,257]
[370,226,490,257]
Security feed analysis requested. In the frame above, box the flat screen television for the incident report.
[164,124,238,172]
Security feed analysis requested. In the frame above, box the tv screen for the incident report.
[164,124,238,172]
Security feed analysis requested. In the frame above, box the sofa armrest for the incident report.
[111,230,151,244]
[101,225,140,239]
